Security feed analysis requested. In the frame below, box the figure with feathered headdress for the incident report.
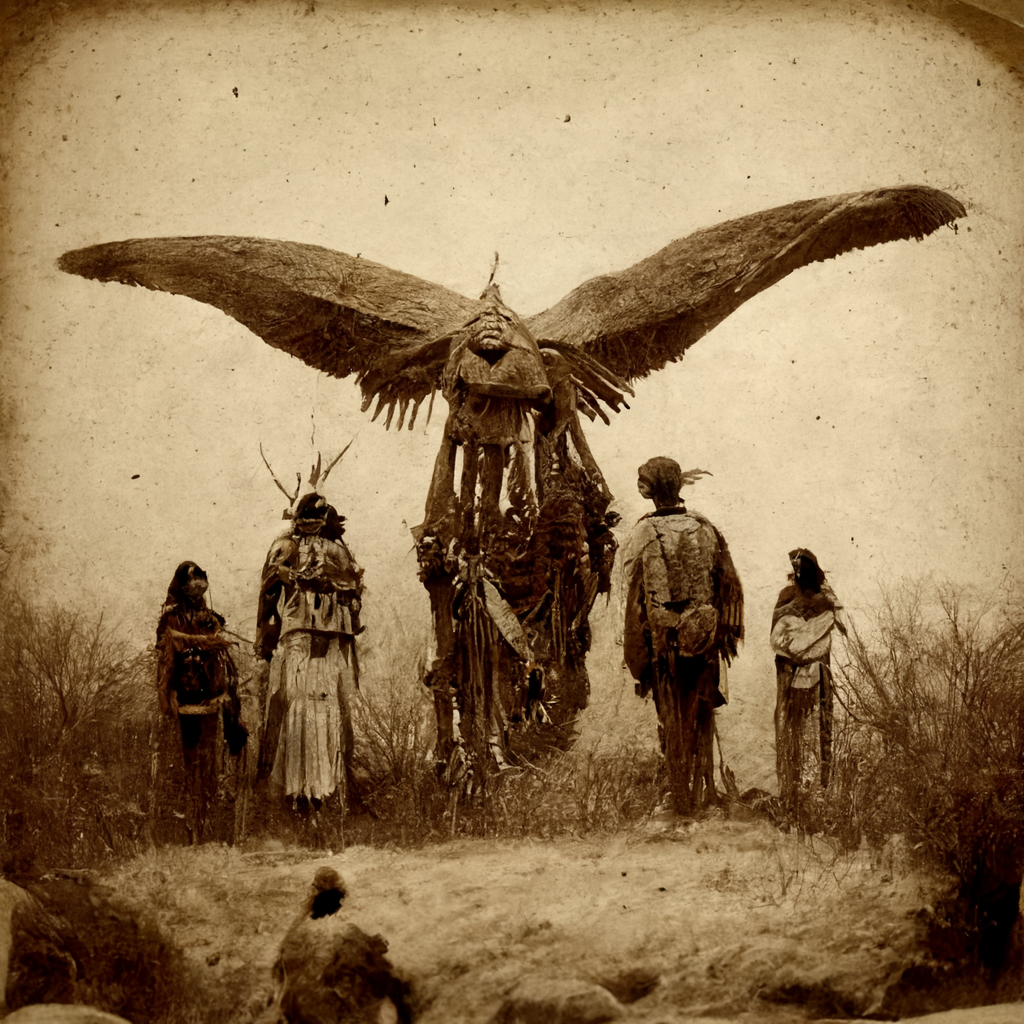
[622,458,743,815]
[255,452,364,822]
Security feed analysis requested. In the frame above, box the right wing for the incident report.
[525,185,966,382]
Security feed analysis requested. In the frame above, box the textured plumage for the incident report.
[57,184,965,428]
[524,185,965,380]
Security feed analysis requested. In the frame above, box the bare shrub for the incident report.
[346,655,449,845]
[0,581,263,867]
[826,581,1024,984]
[0,588,159,874]
[481,731,663,839]
[0,584,663,862]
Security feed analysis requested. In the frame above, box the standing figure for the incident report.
[622,458,743,815]
[256,487,364,816]
[156,561,248,844]
[412,302,623,785]
[771,548,847,818]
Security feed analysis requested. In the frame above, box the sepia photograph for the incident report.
[1,0,1023,1021]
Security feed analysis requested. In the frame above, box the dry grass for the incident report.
[100,817,934,1024]
[344,663,665,846]
[329,607,666,846]
[0,586,661,872]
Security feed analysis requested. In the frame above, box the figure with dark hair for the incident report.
[771,548,847,818]
[269,868,411,1024]
[156,561,248,844]
[622,459,743,815]
[256,484,364,819]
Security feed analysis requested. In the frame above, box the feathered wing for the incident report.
[57,236,485,426]
[524,185,966,381]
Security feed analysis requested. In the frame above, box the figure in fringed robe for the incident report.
[414,315,622,784]
[622,459,743,815]
[771,548,847,816]
[256,491,364,813]
[58,185,965,791]
[156,561,248,844]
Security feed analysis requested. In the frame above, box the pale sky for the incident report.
[2,0,1022,780]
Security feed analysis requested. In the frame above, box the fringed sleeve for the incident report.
[623,553,652,687]
[155,630,176,716]
[712,530,744,664]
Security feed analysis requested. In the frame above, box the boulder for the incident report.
[900,1006,1024,1024]
[0,878,35,1014]
[490,977,626,1024]
[4,1005,133,1023]
[5,874,196,1023]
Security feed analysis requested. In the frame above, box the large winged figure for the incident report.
[59,184,965,788]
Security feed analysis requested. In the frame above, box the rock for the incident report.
[5,875,196,1023]
[900,1007,1024,1024]
[755,965,872,1019]
[594,966,660,1004]
[490,977,626,1024]
[0,878,35,1014]
[734,787,783,824]
[4,1006,133,1023]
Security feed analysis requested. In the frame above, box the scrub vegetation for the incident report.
[1,579,1023,1021]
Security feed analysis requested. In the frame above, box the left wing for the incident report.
[524,185,966,382]
[58,235,485,427]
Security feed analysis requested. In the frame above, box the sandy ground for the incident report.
[107,818,934,1024]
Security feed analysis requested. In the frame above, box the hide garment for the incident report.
[771,550,846,817]
[622,506,743,814]
[155,561,247,844]
[257,530,363,807]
